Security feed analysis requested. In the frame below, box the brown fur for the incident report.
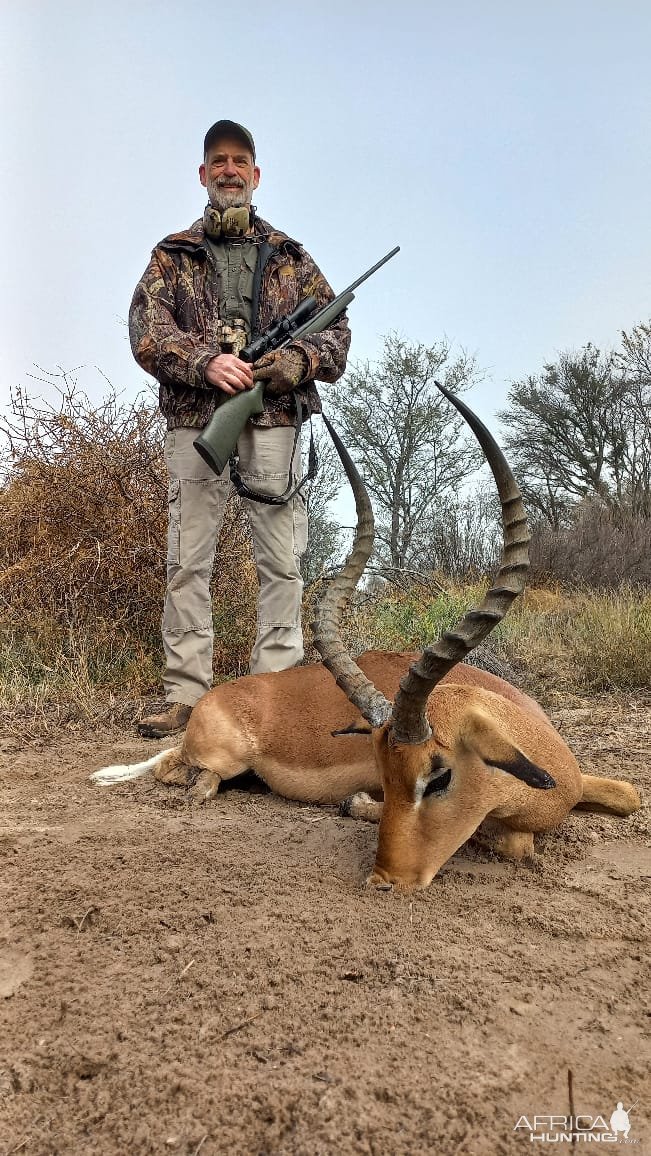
[155,652,545,801]
[148,650,640,889]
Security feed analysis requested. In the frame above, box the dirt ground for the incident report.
[1,691,650,1156]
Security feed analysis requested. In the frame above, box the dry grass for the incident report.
[335,581,651,701]
[504,585,651,694]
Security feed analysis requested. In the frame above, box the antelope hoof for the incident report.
[340,792,384,823]
[155,761,193,787]
[366,872,394,892]
[190,770,221,804]
[492,829,535,861]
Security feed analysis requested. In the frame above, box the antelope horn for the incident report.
[391,382,530,745]
[311,415,392,728]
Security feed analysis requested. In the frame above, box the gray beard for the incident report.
[207,177,253,212]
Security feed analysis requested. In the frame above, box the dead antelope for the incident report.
[92,392,640,889]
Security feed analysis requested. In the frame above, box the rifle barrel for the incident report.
[289,247,400,344]
[340,246,400,296]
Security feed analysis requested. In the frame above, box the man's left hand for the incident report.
[252,346,309,395]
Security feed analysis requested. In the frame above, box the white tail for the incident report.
[91,751,166,785]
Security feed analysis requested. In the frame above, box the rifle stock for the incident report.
[194,381,266,476]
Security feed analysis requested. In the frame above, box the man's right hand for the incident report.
[204,353,254,396]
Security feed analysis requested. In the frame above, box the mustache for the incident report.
[215,176,246,188]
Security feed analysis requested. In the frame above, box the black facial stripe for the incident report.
[422,768,452,797]
[485,755,556,790]
[331,724,371,736]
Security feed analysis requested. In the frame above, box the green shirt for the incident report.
[206,237,258,337]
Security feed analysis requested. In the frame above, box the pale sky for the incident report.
[2,0,650,429]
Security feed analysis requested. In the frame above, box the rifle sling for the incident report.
[229,395,318,506]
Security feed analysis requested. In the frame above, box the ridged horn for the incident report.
[311,415,392,728]
[390,382,530,745]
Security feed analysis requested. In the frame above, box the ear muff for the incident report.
[203,204,253,239]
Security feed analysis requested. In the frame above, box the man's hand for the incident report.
[204,353,254,395]
[252,346,309,395]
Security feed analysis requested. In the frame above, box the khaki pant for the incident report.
[162,425,307,706]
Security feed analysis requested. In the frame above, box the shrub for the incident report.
[0,373,257,710]
[529,501,651,588]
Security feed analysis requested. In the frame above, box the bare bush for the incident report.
[0,370,257,697]
[412,484,502,580]
[529,499,651,588]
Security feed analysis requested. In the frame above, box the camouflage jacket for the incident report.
[128,216,351,430]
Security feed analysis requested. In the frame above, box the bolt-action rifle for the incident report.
[193,246,400,476]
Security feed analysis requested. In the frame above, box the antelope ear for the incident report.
[457,708,556,791]
[331,715,373,737]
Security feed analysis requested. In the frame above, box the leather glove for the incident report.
[252,346,309,395]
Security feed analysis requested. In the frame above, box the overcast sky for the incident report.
[2,0,650,430]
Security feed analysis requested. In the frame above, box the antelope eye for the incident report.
[422,768,452,797]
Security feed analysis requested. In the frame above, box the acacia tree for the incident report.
[329,333,481,571]
[498,345,624,527]
[499,338,651,526]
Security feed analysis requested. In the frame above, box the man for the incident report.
[129,120,351,737]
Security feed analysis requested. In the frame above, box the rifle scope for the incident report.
[240,296,318,363]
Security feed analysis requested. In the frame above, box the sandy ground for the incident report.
[1,691,650,1156]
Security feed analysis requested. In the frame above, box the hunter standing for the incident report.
[129,120,351,737]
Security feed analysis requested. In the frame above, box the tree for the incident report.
[498,345,625,527]
[329,333,481,571]
[612,321,651,518]
[499,338,651,527]
[299,421,345,586]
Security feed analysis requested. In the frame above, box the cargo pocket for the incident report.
[293,491,308,559]
[167,477,181,565]
[239,469,289,498]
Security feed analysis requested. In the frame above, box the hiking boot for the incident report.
[138,702,192,738]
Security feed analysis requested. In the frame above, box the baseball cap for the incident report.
[203,120,256,160]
